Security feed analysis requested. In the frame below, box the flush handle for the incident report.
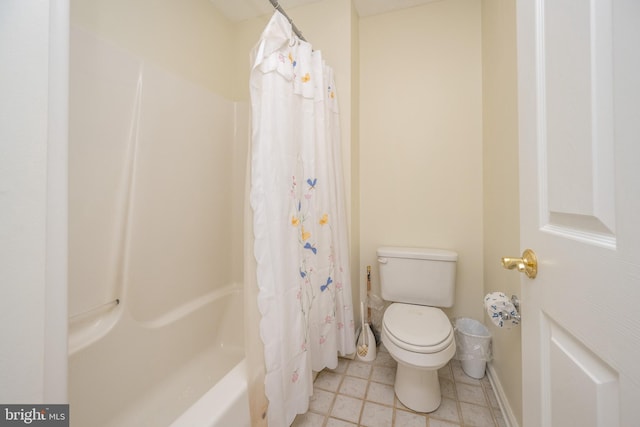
[501,249,537,279]
[377,257,388,264]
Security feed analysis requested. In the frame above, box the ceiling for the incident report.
[209,0,442,23]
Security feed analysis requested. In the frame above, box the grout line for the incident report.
[481,380,500,427]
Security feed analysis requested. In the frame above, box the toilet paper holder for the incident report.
[499,295,521,323]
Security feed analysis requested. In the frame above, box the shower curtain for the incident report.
[249,11,355,427]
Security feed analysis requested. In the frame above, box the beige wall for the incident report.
[359,0,484,321]
[349,1,362,306]
[71,0,235,99]
[481,0,522,424]
[359,2,522,422]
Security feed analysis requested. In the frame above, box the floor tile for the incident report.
[329,358,350,374]
[314,371,343,392]
[430,397,461,424]
[459,402,495,427]
[373,351,396,368]
[438,363,453,380]
[360,402,393,427]
[440,377,456,399]
[326,418,357,427]
[330,394,363,424]
[451,360,482,385]
[293,354,508,427]
[291,411,325,427]
[346,361,373,379]
[429,419,462,427]
[309,388,335,413]
[370,365,395,385]
[394,409,427,427]
[339,376,368,399]
[366,381,395,406]
[456,382,487,406]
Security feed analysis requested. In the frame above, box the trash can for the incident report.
[454,318,492,379]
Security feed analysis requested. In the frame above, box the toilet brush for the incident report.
[357,301,369,357]
[366,265,380,345]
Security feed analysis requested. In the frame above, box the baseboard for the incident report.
[486,363,520,427]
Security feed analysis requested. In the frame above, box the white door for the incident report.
[516,1,640,426]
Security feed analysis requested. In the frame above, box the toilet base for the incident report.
[394,363,442,413]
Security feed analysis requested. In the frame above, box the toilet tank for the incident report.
[377,247,458,307]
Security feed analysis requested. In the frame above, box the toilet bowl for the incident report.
[381,302,456,412]
[377,246,458,413]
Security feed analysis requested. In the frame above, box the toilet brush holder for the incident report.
[357,323,377,362]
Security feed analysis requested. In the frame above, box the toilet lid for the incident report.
[383,303,453,353]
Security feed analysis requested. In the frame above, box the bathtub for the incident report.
[170,358,250,427]
[69,285,248,427]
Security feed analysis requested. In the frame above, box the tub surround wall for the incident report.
[69,1,248,424]
[124,60,234,320]
[69,0,243,324]
[69,27,237,323]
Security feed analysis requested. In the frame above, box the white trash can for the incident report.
[454,318,492,379]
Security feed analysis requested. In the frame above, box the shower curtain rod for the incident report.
[269,0,307,42]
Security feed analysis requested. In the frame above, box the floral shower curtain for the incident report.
[249,11,356,427]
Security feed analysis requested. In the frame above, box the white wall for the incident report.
[359,0,484,321]
[0,0,68,403]
[481,0,522,424]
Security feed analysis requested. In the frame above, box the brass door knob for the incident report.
[501,249,537,279]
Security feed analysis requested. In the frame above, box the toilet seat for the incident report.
[383,303,453,354]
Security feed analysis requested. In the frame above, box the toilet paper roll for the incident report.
[484,292,519,328]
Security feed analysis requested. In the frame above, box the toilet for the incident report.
[377,246,458,413]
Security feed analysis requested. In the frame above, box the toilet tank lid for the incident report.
[377,247,458,261]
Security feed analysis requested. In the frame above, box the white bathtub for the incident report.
[69,285,248,427]
[170,358,250,427]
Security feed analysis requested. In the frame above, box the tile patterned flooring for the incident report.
[292,344,506,427]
